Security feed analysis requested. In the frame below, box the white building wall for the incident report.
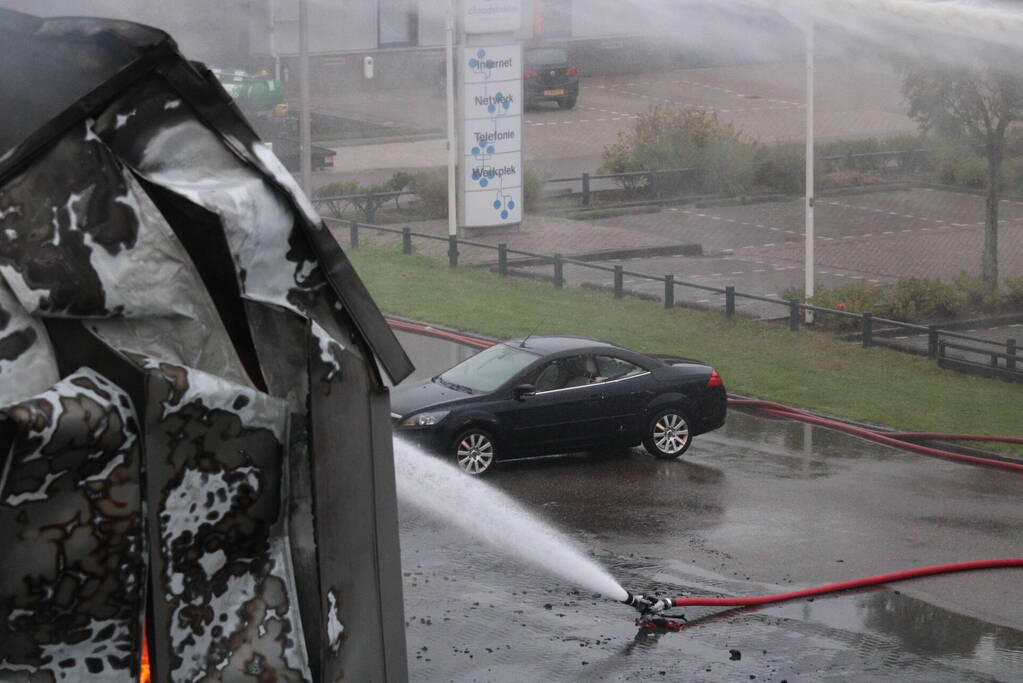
[571,0,667,38]
[417,0,447,46]
[271,0,378,53]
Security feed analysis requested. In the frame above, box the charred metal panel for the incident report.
[137,358,310,682]
[308,315,408,682]
[0,279,59,405]
[0,121,251,387]
[0,370,145,681]
[94,79,326,320]
[244,301,323,676]
[1,9,414,682]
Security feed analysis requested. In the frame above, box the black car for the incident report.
[523,46,579,110]
[391,335,726,474]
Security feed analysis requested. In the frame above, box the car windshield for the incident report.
[436,343,539,394]
[525,48,568,66]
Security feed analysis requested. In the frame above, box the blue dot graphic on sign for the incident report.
[508,200,516,210]
[487,145,495,154]
[472,146,480,155]
[480,178,488,187]
[477,49,486,59]
[468,58,478,68]
[493,199,501,209]
[488,103,496,113]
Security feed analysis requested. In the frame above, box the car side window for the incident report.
[525,360,562,391]
[595,355,643,381]
[526,355,600,392]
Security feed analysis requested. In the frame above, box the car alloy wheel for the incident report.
[644,408,692,459]
[454,428,496,475]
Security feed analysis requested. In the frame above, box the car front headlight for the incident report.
[400,410,450,428]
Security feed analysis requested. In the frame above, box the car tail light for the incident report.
[524,69,539,79]
[707,370,724,387]
[566,65,578,76]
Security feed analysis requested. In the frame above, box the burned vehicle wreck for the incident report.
[0,9,412,682]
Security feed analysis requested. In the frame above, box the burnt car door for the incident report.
[501,354,617,453]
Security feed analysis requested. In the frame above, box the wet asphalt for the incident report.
[392,330,1023,682]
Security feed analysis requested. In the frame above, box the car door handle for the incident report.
[590,392,608,400]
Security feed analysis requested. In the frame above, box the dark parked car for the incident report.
[391,335,726,474]
[523,46,579,110]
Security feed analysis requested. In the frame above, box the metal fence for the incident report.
[311,149,932,220]
[325,216,1021,384]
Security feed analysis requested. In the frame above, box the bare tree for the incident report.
[902,53,1023,288]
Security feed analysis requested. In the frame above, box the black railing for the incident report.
[310,149,933,219]
[324,216,1022,384]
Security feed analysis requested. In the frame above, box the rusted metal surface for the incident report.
[1,8,412,681]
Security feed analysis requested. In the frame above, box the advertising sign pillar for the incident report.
[459,0,524,234]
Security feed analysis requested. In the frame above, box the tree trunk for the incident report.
[983,151,1001,288]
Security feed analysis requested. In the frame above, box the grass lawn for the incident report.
[347,246,1022,452]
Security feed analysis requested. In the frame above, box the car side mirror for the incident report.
[514,384,536,400]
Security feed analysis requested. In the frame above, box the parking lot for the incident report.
[394,330,1023,682]
[319,56,917,183]
[518,187,1023,324]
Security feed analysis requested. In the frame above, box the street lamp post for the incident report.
[298,0,311,194]
[446,0,458,238]
[804,20,815,324]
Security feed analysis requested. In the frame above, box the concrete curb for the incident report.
[326,131,445,148]
[496,242,703,268]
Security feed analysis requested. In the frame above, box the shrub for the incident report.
[1005,277,1023,307]
[522,167,548,212]
[600,106,758,197]
[888,278,963,320]
[312,173,411,222]
[953,270,1001,310]
[790,273,1016,332]
[805,282,891,330]
[931,144,986,188]
[754,143,803,194]
[410,168,449,219]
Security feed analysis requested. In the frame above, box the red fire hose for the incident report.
[665,558,1023,607]
[729,399,1023,473]
[387,317,494,349]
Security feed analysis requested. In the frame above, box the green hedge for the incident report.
[785,273,1023,331]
